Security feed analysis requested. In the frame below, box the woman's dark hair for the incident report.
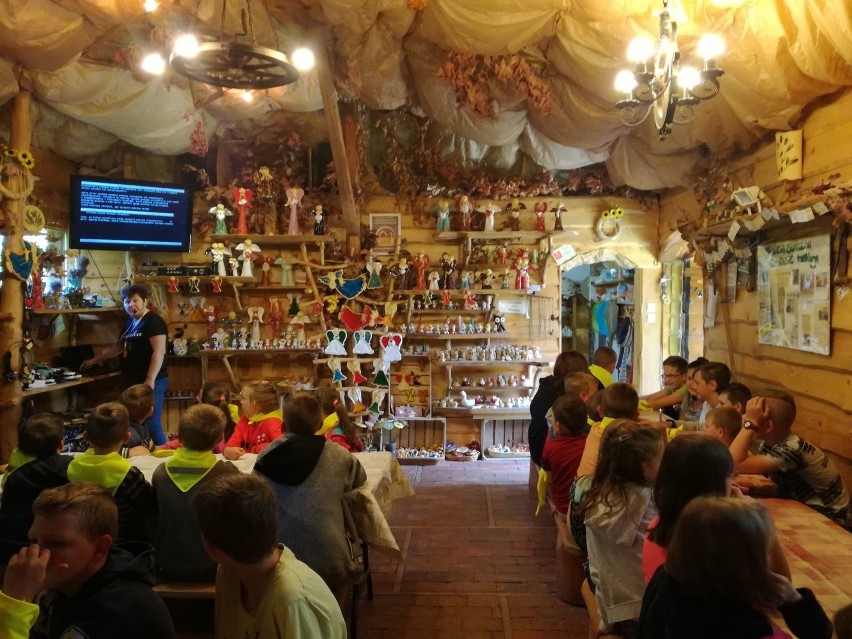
[120,283,150,301]
[648,435,733,548]
[553,350,589,382]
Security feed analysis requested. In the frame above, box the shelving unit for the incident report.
[22,372,121,397]
[27,307,127,346]
[182,348,321,387]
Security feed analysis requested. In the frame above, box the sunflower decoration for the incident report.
[16,150,35,170]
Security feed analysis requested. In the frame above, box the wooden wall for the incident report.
[660,88,852,488]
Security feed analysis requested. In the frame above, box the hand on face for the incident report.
[744,396,771,430]
[3,544,52,602]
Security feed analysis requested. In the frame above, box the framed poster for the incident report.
[757,234,831,355]
[369,213,401,255]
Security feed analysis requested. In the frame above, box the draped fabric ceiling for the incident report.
[0,0,850,189]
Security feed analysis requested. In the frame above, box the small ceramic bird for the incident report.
[459,391,476,408]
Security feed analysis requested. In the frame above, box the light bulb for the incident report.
[173,34,200,59]
[240,91,254,103]
[143,0,159,11]
[679,66,701,90]
[697,34,724,60]
[615,70,637,93]
[291,47,315,72]
[141,52,166,75]
[626,37,655,64]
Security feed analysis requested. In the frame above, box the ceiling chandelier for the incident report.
[614,0,724,139]
[141,0,314,92]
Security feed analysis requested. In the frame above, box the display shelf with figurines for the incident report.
[211,234,335,247]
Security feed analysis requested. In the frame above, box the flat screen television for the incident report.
[69,175,193,252]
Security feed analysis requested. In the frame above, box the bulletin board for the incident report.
[757,234,831,355]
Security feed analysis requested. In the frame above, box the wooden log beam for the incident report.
[316,45,360,237]
[0,90,32,464]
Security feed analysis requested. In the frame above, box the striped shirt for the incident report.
[760,434,850,523]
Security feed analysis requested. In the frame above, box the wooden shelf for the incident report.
[394,288,537,297]
[691,212,800,241]
[409,309,489,315]
[435,360,549,367]
[450,386,533,394]
[139,275,256,284]
[432,407,531,419]
[192,348,320,357]
[405,333,509,340]
[211,234,334,246]
[434,231,547,242]
[23,372,121,397]
[241,285,312,293]
[28,307,124,315]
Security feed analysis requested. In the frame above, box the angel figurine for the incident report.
[440,253,457,289]
[166,276,180,294]
[232,187,253,235]
[211,276,223,293]
[246,306,264,346]
[533,201,547,231]
[458,195,474,231]
[550,203,566,232]
[206,242,229,276]
[235,238,261,278]
[267,297,283,335]
[500,269,512,289]
[460,270,473,290]
[427,270,441,291]
[496,241,510,266]
[188,276,201,294]
[274,256,295,286]
[205,306,219,340]
[506,199,526,232]
[512,250,534,289]
[434,199,453,233]
[477,202,502,232]
[285,187,304,236]
[290,311,311,344]
[311,204,326,235]
[228,257,240,276]
[411,251,430,290]
[209,203,232,235]
[255,256,275,286]
[366,256,383,289]
[394,257,411,289]
[479,268,496,289]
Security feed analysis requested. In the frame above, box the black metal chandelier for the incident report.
[614,0,725,139]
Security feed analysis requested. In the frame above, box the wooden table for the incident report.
[763,498,852,619]
[130,450,413,557]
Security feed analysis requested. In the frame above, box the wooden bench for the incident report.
[549,497,586,606]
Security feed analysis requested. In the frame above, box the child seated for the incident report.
[0,414,71,565]
[119,384,156,457]
[192,473,346,638]
[573,421,665,635]
[731,391,851,526]
[563,372,600,433]
[689,361,732,425]
[540,394,588,516]
[152,405,239,582]
[641,356,688,419]
[717,382,752,415]
[67,402,151,543]
[223,381,283,460]
[577,382,640,477]
[316,387,364,452]
[589,346,617,390]
[638,497,832,638]
[678,357,708,423]
[158,382,237,454]
[0,482,174,638]
[703,406,742,447]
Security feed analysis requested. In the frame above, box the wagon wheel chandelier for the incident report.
[614,0,725,139]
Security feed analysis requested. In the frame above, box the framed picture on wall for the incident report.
[370,213,401,255]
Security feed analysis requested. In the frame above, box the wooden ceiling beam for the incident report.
[316,44,360,237]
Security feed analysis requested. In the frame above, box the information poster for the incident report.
[757,234,831,355]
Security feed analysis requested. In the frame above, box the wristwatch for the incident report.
[742,420,757,431]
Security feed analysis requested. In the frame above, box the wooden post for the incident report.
[0,90,32,463]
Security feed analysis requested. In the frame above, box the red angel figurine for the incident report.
[512,250,535,290]
[411,251,430,290]
[255,255,276,286]
[211,276,223,293]
[166,276,180,294]
[533,201,547,232]
[267,297,283,335]
[232,186,254,235]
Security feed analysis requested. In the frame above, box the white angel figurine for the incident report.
[275,256,295,286]
[289,311,311,344]
[208,243,229,276]
[235,238,261,278]
[285,187,305,236]
[476,202,502,232]
[246,306,264,346]
[209,203,233,235]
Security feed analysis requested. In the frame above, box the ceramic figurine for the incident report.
[460,270,472,290]
[207,242,229,276]
[166,276,180,294]
[507,199,526,232]
[512,250,533,289]
[256,256,275,286]
[177,302,187,317]
[366,256,383,289]
[266,297,283,335]
[274,256,295,286]
[228,257,239,276]
[311,204,326,235]
[434,199,452,233]
[232,187,253,235]
[500,269,511,289]
[440,253,457,289]
[287,293,301,316]
[427,271,441,291]
[412,251,430,290]
[211,276,223,293]
[458,195,474,231]
[290,311,311,343]
[533,201,547,231]
[395,257,411,289]
[496,242,510,265]
[206,306,218,340]
[494,314,507,332]
[477,202,501,232]
[235,238,261,278]
[480,269,495,289]
[254,166,277,203]
[550,203,566,232]
[209,203,232,235]
[285,187,304,236]
[188,276,201,294]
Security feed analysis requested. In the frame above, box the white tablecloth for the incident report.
[130,450,413,556]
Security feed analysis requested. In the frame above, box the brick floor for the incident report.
[356,459,590,638]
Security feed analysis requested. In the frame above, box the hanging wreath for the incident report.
[0,143,36,201]
[595,207,624,242]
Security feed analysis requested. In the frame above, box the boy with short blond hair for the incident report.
[120,384,155,457]
[577,383,640,477]
[0,414,71,564]
[152,404,238,582]
[541,394,589,515]
[192,473,346,638]
[704,405,742,446]
[67,402,151,543]
[0,482,174,639]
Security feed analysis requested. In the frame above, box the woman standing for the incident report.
[81,284,168,444]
